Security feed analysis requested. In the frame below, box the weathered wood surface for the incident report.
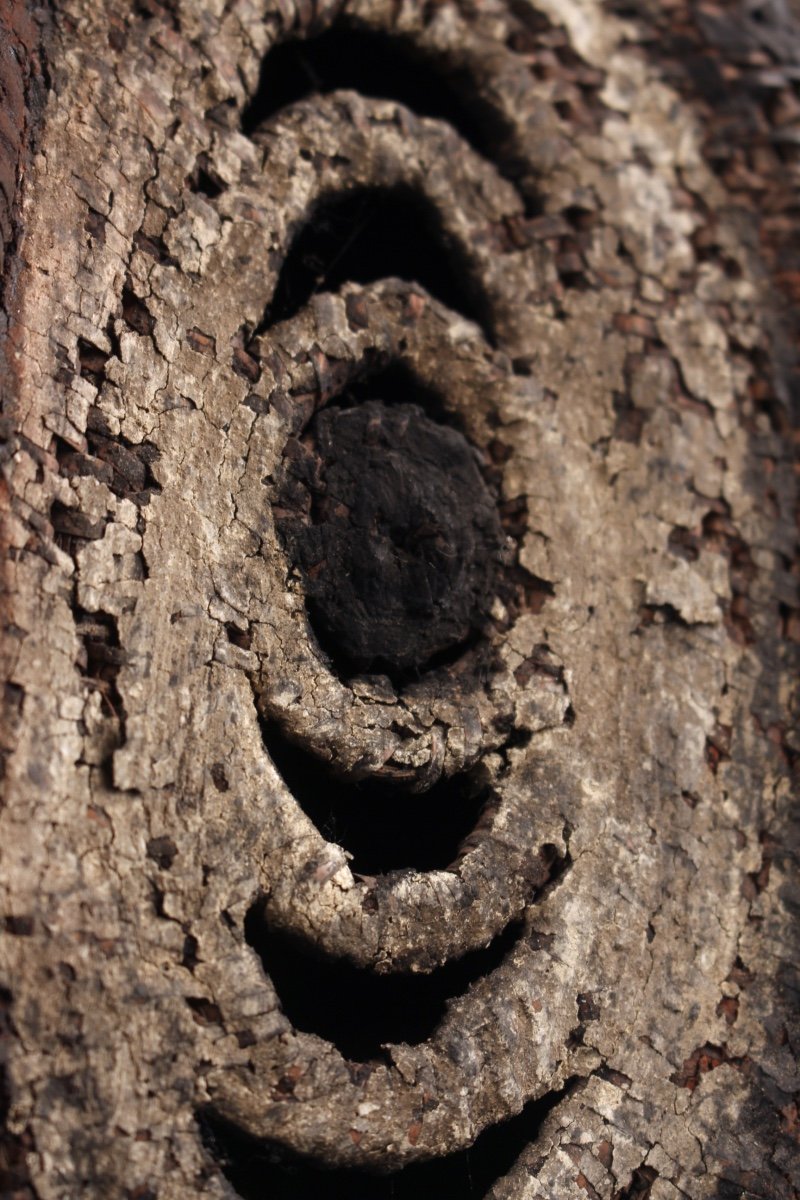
[0,0,797,1197]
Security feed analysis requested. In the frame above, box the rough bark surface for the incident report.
[0,0,797,1198]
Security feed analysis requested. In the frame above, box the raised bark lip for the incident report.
[250,277,563,793]
[203,867,586,1170]
[254,732,570,973]
[219,85,542,353]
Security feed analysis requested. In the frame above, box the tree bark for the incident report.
[1,0,797,1198]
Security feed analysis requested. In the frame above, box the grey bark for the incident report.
[0,0,798,1197]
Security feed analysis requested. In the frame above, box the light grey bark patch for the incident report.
[0,0,797,1197]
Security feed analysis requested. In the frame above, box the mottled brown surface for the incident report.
[0,0,797,1198]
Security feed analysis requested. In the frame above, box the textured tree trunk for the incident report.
[1,1,798,1198]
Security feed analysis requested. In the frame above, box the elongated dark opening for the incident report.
[262,186,492,335]
[244,899,521,1060]
[200,1078,580,1198]
[260,720,491,875]
[322,361,457,427]
[241,26,526,195]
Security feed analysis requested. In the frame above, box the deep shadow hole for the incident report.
[241,26,536,209]
[260,719,491,876]
[262,186,492,336]
[199,1079,579,1199]
[242,27,488,143]
[325,360,456,427]
[244,899,522,1061]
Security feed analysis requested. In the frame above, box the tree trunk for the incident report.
[1,0,797,1197]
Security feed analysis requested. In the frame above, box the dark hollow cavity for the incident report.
[242,26,488,142]
[243,903,522,1060]
[276,399,505,678]
[200,1079,578,1199]
[241,26,524,192]
[260,720,491,875]
[262,186,491,333]
[329,360,457,428]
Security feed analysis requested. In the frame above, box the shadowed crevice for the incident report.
[243,901,523,1060]
[241,26,528,198]
[262,186,493,335]
[199,1077,581,1198]
[260,719,492,875]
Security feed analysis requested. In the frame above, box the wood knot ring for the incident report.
[277,399,506,675]
[243,278,555,788]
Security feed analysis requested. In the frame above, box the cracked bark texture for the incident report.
[0,0,798,1198]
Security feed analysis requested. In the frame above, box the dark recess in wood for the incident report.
[260,719,492,874]
[262,185,492,334]
[200,1076,580,1199]
[243,900,523,1060]
[241,24,527,198]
